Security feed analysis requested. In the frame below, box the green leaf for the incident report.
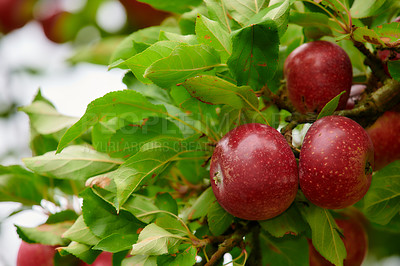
[123,195,159,224]
[46,210,78,224]
[92,117,182,159]
[372,22,400,48]
[289,11,332,37]
[227,20,279,90]
[113,136,204,208]
[159,31,198,44]
[297,202,346,266]
[317,91,347,120]
[350,0,390,19]
[59,242,101,265]
[20,101,78,135]
[0,165,48,205]
[16,222,72,246]
[125,41,181,84]
[109,26,179,68]
[144,44,221,88]
[224,0,269,26]
[122,255,157,266]
[184,187,215,220]
[249,0,291,37]
[207,201,234,236]
[195,15,231,62]
[81,188,145,239]
[181,75,258,109]
[155,215,188,236]
[363,161,400,225]
[204,0,232,32]
[260,234,309,266]
[259,205,307,238]
[388,60,400,81]
[94,233,138,253]
[155,192,178,215]
[23,145,123,181]
[157,246,197,265]
[137,0,202,14]
[57,90,168,152]
[352,26,385,46]
[131,223,184,256]
[62,216,101,246]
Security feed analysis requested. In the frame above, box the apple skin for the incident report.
[284,41,352,114]
[308,213,368,266]
[209,123,299,220]
[17,241,57,266]
[299,116,374,209]
[0,0,35,34]
[80,251,112,266]
[366,110,400,171]
[119,0,170,30]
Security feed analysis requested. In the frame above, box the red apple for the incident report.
[299,116,374,209]
[0,0,35,33]
[80,251,112,266]
[366,110,400,170]
[284,41,352,114]
[209,123,298,220]
[17,241,57,266]
[377,49,400,78]
[308,213,368,266]
[119,0,170,30]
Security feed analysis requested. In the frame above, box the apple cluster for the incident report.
[210,41,375,221]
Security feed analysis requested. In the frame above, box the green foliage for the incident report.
[3,0,400,265]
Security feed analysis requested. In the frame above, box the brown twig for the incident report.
[204,226,247,266]
[352,40,389,82]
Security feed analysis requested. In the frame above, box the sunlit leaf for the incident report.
[144,44,221,88]
[24,145,123,181]
[130,223,184,256]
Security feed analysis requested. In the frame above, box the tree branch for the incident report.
[204,227,247,266]
[352,40,389,82]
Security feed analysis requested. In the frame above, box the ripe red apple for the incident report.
[366,110,400,170]
[209,123,299,220]
[299,116,374,209]
[284,41,352,114]
[0,0,35,34]
[17,241,57,266]
[39,10,75,43]
[80,251,112,266]
[308,213,368,266]
[119,0,170,30]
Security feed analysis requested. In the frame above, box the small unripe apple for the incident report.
[39,10,75,43]
[284,41,352,114]
[17,241,56,266]
[299,116,374,209]
[308,212,368,266]
[210,123,298,220]
[366,110,400,170]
